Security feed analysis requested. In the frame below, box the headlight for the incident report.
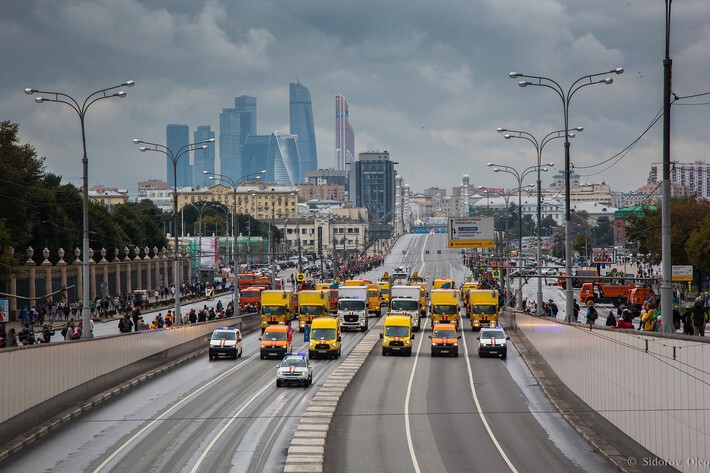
[453,343,458,346]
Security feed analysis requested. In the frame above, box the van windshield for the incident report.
[263,331,287,341]
[433,305,457,315]
[300,305,323,316]
[385,325,410,338]
[262,306,285,316]
[212,331,236,340]
[391,300,418,311]
[338,300,365,311]
[433,329,457,338]
[480,330,505,340]
[471,305,497,315]
[311,328,336,340]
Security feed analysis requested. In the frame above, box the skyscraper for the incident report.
[242,132,301,186]
[335,95,354,172]
[193,125,215,187]
[289,82,317,183]
[166,124,191,187]
[351,151,396,239]
[220,95,257,180]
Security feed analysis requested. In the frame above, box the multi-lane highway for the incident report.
[1,233,617,472]
[325,233,616,472]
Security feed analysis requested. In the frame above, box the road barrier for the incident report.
[0,313,260,448]
[514,312,709,473]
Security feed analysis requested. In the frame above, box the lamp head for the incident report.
[24,88,36,95]
[574,126,584,132]
[518,81,530,88]
[208,176,216,180]
[493,169,500,173]
[486,162,494,167]
[208,138,215,143]
[255,176,261,180]
[568,133,576,139]
[547,162,555,167]
[124,80,135,87]
[202,170,209,174]
[35,97,45,103]
[504,134,512,139]
[496,127,507,133]
[139,147,148,152]
[132,138,141,144]
[199,145,208,150]
[602,78,613,84]
[260,169,267,174]
[116,91,127,98]
[614,67,624,74]
[509,72,522,78]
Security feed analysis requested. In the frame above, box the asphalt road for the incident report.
[2,308,382,473]
[325,233,616,473]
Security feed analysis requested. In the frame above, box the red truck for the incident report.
[579,282,635,306]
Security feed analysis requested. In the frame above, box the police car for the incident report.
[276,353,313,387]
[208,327,243,360]
[476,325,509,359]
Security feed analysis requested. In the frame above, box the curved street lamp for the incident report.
[205,170,266,315]
[509,67,623,321]
[133,136,215,325]
[488,162,550,310]
[25,80,134,338]
[497,127,580,315]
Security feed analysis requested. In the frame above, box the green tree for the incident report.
[592,216,613,247]
[685,217,710,288]
[627,197,710,264]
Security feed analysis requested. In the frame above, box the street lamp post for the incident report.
[133,136,215,325]
[509,66,623,322]
[497,127,579,314]
[26,80,134,338]
[488,163,547,310]
[204,170,265,316]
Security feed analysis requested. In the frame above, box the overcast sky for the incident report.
[3,0,709,195]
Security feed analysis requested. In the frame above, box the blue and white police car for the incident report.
[276,352,313,387]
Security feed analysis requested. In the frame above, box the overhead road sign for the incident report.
[448,217,494,248]
[447,240,495,248]
[671,265,693,281]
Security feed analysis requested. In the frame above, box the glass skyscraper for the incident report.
[220,95,256,180]
[289,82,317,183]
[352,151,396,239]
[242,132,301,186]
[192,125,215,187]
[166,124,191,187]
[335,95,354,172]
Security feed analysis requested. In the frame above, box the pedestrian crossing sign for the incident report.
[492,270,500,279]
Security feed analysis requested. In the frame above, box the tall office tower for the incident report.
[192,125,215,187]
[649,160,710,198]
[166,124,191,187]
[289,82,318,183]
[351,151,396,239]
[335,95,355,172]
[220,95,257,180]
[242,132,301,186]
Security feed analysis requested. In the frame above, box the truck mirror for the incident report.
[457,335,462,339]
[379,333,383,338]
[476,336,480,340]
[428,335,432,338]
[258,337,262,341]
[506,335,510,340]
[411,334,415,339]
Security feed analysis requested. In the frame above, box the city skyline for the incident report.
[5,1,709,196]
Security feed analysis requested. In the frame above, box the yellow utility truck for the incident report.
[260,290,295,329]
[297,290,329,332]
[429,289,460,328]
[468,289,499,331]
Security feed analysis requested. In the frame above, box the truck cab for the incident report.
[260,290,295,329]
[429,289,460,327]
[377,281,391,306]
[380,313,415,356]
[337,285,369,331]
[390,285,422,331]
[296,290,329,332]
[366,284,382,315]
[468,289,499,331]
[309,316,342,359]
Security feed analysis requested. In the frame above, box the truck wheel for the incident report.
[276,379,282,387]
[260,354,265,360]
[382,347,387,356]
[406,349,412,357]
[501,352,507,360]
[361,325,367,332]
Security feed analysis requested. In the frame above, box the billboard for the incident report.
[448,217,495,248]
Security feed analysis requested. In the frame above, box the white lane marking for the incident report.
[461,326,519,473]
[92,352,261,473]
[190,380,272,473]
[418,233,430,276]
[404,318,429,473]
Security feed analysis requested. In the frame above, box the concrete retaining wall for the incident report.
[0,313,260,446]
[516,313,710,473]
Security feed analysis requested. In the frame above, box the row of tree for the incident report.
[0,121,275,283]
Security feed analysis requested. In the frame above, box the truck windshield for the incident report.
[433,329,457,338]
[300,305,323,316]
[471,305,497,315]
[262,306,285,316]
[391,300,418,311]
[380,289,390,295]
[433,305,457,315]
[311,328,336,340]
[263,331,287,341]
[385,325,410,338]
[338,300,365,311]
[367,291,379,298]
